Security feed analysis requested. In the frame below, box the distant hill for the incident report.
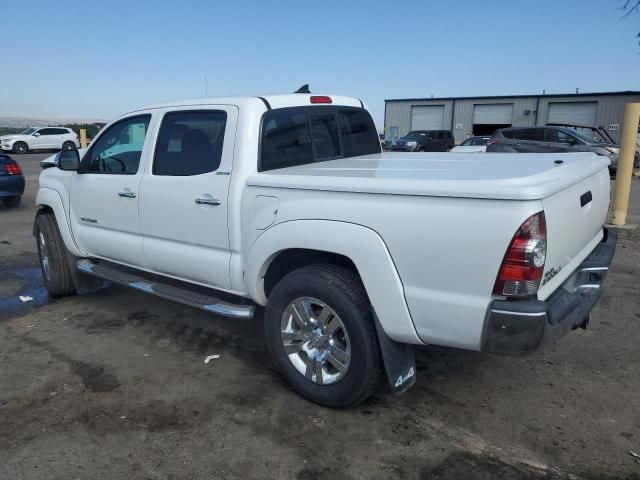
[0,116,105,128]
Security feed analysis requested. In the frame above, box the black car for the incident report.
[486,126,620,175]
[392,130,454,152]
[0,154,25,207]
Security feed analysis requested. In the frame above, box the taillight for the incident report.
[487,139,498,146]
[310,96,332,104]
[493,211,547,297]
[4,163,22,175]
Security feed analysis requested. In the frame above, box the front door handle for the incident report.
[195,197,221,206]
[118,191,136,198]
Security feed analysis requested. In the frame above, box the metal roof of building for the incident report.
[385,91,640,103]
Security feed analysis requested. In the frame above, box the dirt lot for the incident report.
[1,153,639,480]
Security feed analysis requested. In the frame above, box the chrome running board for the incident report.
[76,259,255,319]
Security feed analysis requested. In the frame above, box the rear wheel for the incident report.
[265,264,382,407]
[62,141,76,150]
[12,142,28,154]
[2,195,21,208]
[35,213,75,297]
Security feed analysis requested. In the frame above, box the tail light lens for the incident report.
[487,139,498,146]
[4,163,22,175]
[310,96,332,104]
[493,211,547,297]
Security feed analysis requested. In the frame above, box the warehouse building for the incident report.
[384,90,640,144]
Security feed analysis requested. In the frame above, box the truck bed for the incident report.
[248,152,610,200]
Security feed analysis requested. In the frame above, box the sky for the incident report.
[1,0,639,129]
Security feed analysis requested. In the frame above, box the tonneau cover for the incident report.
[248,152,609,200]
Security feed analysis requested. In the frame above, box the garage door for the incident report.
[473,104,513,124]
[411,106,444,130]
[547,102,597,125]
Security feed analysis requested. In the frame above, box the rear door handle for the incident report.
[118,191,136,198]
[195,197,221,206]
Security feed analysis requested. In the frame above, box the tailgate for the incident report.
[537,166,611,300]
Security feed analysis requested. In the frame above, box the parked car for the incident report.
[0,153,25,207]
[0,127,79,154]
[450,136,490,153]
[392,130,454,152]
[548,122,639,169]
[487,126,620,175]
[35,92,615,407]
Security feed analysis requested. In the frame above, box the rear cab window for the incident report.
[259,107,380,172]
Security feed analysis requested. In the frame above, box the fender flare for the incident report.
[34,187,84,257]
[245,219,422,345]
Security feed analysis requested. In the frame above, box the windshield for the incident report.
[401,131,423,140]
[18,128,36,135]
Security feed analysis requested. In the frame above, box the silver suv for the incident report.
[486,126,621,175]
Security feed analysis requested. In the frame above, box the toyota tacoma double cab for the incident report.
[34,91,616,407]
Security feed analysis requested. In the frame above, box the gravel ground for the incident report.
[0,153,639,480]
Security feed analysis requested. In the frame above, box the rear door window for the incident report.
[516,129,544,141]
[545,129,574,144]
[154,110,227,176]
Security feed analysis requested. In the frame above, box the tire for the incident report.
[12,142,28,154]
[265,264,382,407]
[634,151,639,169]
[2,195,21,208]
[62,141,76,150]
[34,213,75,297]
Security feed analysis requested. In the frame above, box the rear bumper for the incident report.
[0,175,25,197]
[481,228,617,355]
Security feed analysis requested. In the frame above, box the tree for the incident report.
[621,0,640,45]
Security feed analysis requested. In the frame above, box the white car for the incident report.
[34,92,616,407]
[450,136,490,153]
[0,126,79,154]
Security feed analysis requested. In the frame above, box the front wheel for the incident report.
[265,264,382,407]
[34,213,75,297]
[12,142,28,154]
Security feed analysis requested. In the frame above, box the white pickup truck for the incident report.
[35,92,616,407]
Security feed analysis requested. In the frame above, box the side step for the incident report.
[76,259,255,319]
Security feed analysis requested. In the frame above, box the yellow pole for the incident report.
[611,103,640,226]
[79,128,87,148]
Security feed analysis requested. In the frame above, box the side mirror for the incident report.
[33,132,40,137]
[56,149,80,171]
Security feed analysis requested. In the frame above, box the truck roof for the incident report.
[129,94,365,115]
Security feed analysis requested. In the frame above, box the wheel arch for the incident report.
[34,188,84,257]
[246,219,421,344]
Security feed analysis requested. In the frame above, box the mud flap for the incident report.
[373,310,416,395]
[65,251,105,294]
